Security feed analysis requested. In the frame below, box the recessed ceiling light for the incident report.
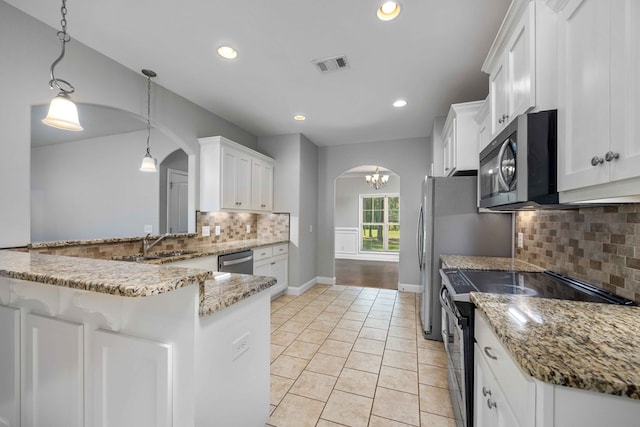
[294,115,306,121]
[377,1,401,21]
[217,45,238,60]
[393,100,407,108]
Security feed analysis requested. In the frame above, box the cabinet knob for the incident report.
[487,399,497,410]
[498,118,503,124]
[502,114,509,120]
[482,386,492,397]
[605,151,619,162]
[591,156,604,166]
[483,346,498,360]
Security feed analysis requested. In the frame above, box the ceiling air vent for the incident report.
[312,55,350,73]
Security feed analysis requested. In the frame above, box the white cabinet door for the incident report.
[271,256,288,288]
[93,329,172,427]
[23,314,83,427]
[251,159,273,211]
[475,346,520,427]
[0,305,20,427]
[506,2,535,120]
[253,260,271,277]
[221,146,252,210]
[557,0,611,191]
[490,61,507,136]
[442,120,455,176]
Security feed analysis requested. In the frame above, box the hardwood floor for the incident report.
[335,259,399,290]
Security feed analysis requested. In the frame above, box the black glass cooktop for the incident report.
[443,269,636,305]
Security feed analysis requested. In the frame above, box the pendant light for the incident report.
[140,69,158,173]
[42,0,83,131]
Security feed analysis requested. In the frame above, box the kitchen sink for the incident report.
[117,251,196,262]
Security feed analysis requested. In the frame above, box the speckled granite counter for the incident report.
[441,255,544,272]
[0,250,275,317]
[472,292,640,399]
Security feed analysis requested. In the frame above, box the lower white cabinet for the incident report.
[0,305,20,427]
[24,313,84,427]
[475,344,519,427]
[254,243,288,297]
[93,330,172,427]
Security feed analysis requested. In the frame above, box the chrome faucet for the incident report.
[142,233,168,257]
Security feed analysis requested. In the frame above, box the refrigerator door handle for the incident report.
[416,205,424,268]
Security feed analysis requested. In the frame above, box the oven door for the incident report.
[479,123,519,209]
[440,286,466,427]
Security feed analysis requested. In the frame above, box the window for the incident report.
[360,194,400,252]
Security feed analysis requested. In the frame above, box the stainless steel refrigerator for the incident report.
[418,175,512,340]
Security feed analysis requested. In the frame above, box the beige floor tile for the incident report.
[270,355,308,380]
[290,313,319,324]
[418,364,449,388]
[367,310,393,320]
[330,299,353,308]
[297,328,331,345]
[353,337,386,356]
[344,351,382,374]
[271,344,286,362]
[372,387,420,426]
[289,370,337,402]
[392,309,416,321]
[268,393,325,427]
[364,317,391,330]
[342,310,368,321]
[359,327,388,341]
[368,415,414,426]
[308,319,339,332]
[388,325,416,339]
[334,367,378,398]
[270,374,294,405]
[324,305,349,315]
[278,320,309,334]
[283,340,321,360]
[378,365,419,395]
[271,330,299,347]
[277,306,302,316]
[335,318,364,331]
[321,390,373,427]
[305,352,347,377]
[417,338,445,351]
[419,384,454,418]
[418,348,448,368]
[385,336,417,354]
[328,327,360,343]
[316,311,342,322]
[271,324,281,333]
[350,303,373,313]
[318,339,354,358]
[390,317,416,329]
[271,313,293,324]
[382,349,417,372]
[316,420,346,427]
[371,304,394,313]
[420,412,456,427]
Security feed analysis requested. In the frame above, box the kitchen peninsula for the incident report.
[0,249,276,427]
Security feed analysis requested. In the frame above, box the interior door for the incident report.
[167,168,188,233]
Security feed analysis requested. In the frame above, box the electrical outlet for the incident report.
[232,332,250,361]
[202,226,210,237]
[517,232,524,249]
[215,225,221,236]
[144,224,153,233]
[309,225,313,233]
[246,224,251,233]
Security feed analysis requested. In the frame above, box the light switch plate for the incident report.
[215,225,221,236]
[144,224,153,233]
[246,224,251,233]
[202,226,211,237]
[517,232,524,249]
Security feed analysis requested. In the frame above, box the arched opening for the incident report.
[333,165,400,289]
[159,149,189,234]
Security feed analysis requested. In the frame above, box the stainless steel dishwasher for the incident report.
[218,250,254,274]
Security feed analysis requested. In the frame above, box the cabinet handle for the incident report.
[487,399,497,410]
[482,387,492,397]
[590,156,604,166]
[270,262,276,265]
[605,151,619,162]
[483,346,498,360]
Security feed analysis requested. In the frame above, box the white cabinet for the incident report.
[475,345,519,427]
[482,0,557,137]
[199,136,275,213]
[93,329,172,427]
[556,0,640,201]
[475,98,492,154]
[251,159,273,211]
[23,313,84,427]
[442,101,484,176]
[0,305,20,427]
[253,243,288,297]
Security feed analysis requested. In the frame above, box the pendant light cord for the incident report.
[145,73,152,155]
[48,0,75,94]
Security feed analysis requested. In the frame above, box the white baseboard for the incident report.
[335,254,399,263]
[316,276,336,285]
[398,283,422,293]
[286,276,336,296]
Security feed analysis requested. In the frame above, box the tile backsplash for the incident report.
[515,204,640,302]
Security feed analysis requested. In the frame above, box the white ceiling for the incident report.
[9,0,510,147]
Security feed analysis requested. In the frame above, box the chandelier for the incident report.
[365,167,389,190]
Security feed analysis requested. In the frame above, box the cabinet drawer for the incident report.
[475,312,535,427]
[253,246,273,261]
[272,243,288,256]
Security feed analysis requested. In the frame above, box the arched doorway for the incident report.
[334,165,400,289]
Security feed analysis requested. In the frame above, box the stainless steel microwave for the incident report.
[479,110,559,210]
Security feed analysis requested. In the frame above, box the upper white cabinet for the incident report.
[482,0,557,137]
[442,101,484,176]
[556,0,640,201]
[199,136,275,213]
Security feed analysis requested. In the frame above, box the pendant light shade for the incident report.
[140,151,158,172]
[42,92,83,131]
[140,69,158,173]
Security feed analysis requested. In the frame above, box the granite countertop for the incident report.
[28,233,197,248]
[441,255,544,272]
[0,250,275,317]
[472,292,640,400]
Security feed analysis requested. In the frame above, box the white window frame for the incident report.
[359,193,400,253]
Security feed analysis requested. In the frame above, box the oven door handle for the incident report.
[439,285,467,327]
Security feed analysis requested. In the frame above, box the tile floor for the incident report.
[268,284,456,427]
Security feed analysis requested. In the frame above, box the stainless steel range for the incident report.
[439,269,636,427]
